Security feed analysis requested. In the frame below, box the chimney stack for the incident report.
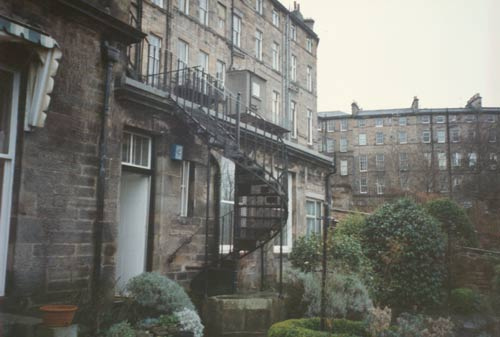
[304,18,315,30]
[351,101,360,115]
[411,96,419,112]
[466,93,482,110]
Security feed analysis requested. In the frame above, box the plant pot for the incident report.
[39,304,78,327]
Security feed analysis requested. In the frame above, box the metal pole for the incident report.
[320,157,336,330]
[204,145,212,298]
[236,92,241,148]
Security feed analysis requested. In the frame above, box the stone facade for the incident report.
[319,96,500,244]
[0,0,331,307]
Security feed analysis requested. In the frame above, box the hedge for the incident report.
[268,318,368,337]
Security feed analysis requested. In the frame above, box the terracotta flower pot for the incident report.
[39,304,78,327]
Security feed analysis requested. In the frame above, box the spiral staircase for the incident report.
[134,54,289,295]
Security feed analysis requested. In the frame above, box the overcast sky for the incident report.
[286,0,500,112]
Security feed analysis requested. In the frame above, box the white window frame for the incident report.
[326,139,335,153]
[452,152,462,167]
[359,176,368,194]
[437,130,446,143]
[436,115,445,123]
[486,114,496,123]
[438,152,447,170]
[216,59,226,87]
[272,42,280,71]
[272,91,280,124]
[358,119,366,128]
[326,120,335,132]
[307,109,313,145]
[340,160,348,176]
[306,199,322,236]
[421,115,430,124]
[217,2,226,31]
[375,118,383,127]
[306,37,313,53]
[122,131,152,169]
[376,154,385,171]
[179,0,189,14]
[0,67,20,297]
[340,136,348,152]
[147,34,162,86]
[290,24,297,41]
[399,117,407,126]
[376,177,385,195]
[152,0,164,8]
[232,14,241,48]
[177,39,189,68]
[290,54,297,82]
[468,152,477,168]
[358,133,367,146]
[399,131,407,144]
[272,8,280,27]
[399,152,409,171]
[306,66,313,92]
[422,130,431,143]
[180,161,191,217]
[451,128,460,143]
[340,119,348,131]
[375,132,384,145]
[290,100,297,138]
[252,82,261,98]
[359,155,368,172]
[199,0,208,25]
[255,30,263,61]
[255,0,263,14]
[274,174,293,253]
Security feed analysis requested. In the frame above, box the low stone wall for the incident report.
[202,293,285,337]
[452,248,500,291]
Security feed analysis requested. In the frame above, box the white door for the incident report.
[0,67,19,297]
[116,172,151,292]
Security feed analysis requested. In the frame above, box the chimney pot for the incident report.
[411,96,419,111]
[466,93,482,110]
[351,101,360,115]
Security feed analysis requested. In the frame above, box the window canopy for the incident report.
[0,15,62,130]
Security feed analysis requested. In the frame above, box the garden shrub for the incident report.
[449,288,480,315]
[289,234,322,272]
[384,313,454,337]
[361,199,446,311]
[268,318,368,337]
[365,306,391,337]
[425,198,478,247]
[301,271,373,320]
[174,308,204,337]
[106,321,136,337]
[284,269,309,318]
[126,272,195,313]
[334,214,366,241]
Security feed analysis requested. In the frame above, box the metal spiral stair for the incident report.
[148,65,289,295]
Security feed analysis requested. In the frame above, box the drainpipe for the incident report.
[320,154,336,331]
[229,0,235,70]
[92,42,120,299]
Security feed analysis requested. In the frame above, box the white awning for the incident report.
[0,15,62,130]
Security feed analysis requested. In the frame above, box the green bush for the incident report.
[126,272,195,314]
[361,199,446,311]
[268,318,368,337]
[289,235,322,272]
[425,198,478,247]
[334,214,366,241]
[106,321,136,337]
[449,288,480,314]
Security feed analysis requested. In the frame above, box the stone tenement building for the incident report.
[318,95,500,240]
[0,0,332,308]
